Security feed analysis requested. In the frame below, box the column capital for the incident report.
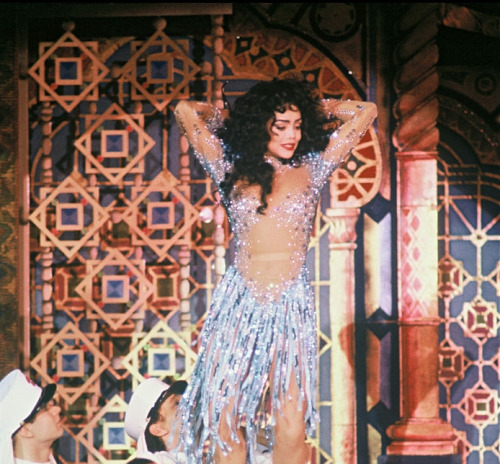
[325,207,360,245]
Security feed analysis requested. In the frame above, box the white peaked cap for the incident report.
[124,378,169,441]
[0,369,56,464]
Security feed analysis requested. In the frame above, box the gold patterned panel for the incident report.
[28,27,109,112]
[121,20,200,112]
[74,249,154,330]
[31,322,110,405]
[120,170,200,261]
[74,104,154,184]
[29,174,108,259]
[120,321,197,388]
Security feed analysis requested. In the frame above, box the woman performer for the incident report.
[174,78,377,464]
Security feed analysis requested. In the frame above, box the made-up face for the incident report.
[266,106,302,160]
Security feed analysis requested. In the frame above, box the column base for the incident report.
[378,455,461,464]
[386,419,456,455]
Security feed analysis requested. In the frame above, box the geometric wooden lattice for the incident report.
[121,25,200,112]
[458,297,499,342]
[74,249,154,331]
[120,320,197,390]
[74,103,155,184]
[29,174,109,259]
[120,170,200,261]
[28,29,109,113]
[77,394,131,463]
[30,322,110,405]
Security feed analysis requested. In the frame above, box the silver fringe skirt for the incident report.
[177,265,319,463]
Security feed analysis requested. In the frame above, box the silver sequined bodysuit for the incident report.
[174,98,377,463]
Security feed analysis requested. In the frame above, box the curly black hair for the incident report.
[218,78,332,214]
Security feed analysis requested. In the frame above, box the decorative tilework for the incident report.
[148,347,176,376]
[103,422,130,450]
[438,116,500,463]
[57,349,84,377]
[55,57,82,86]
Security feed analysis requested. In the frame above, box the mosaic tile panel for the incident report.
[438,122,500,464]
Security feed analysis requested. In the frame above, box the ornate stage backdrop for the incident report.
[8,3,499,464]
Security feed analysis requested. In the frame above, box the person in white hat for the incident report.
[125,377,188,464]
[124,377,273,464]
[0,369,63,464]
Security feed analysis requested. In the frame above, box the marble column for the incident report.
[326,207,360,464]
[383,152,457,460]
[379,3,459,462]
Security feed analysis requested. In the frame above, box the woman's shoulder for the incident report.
[298,151,320,165]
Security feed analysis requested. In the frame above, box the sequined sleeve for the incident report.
[310,99,377,187]
[174,100,230,186]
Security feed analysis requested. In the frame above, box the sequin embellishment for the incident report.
[173,98,377,463]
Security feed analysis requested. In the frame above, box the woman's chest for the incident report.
[228,168,319,227]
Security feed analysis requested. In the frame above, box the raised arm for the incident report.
[174,100,225,171]
[321,99,378,166]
